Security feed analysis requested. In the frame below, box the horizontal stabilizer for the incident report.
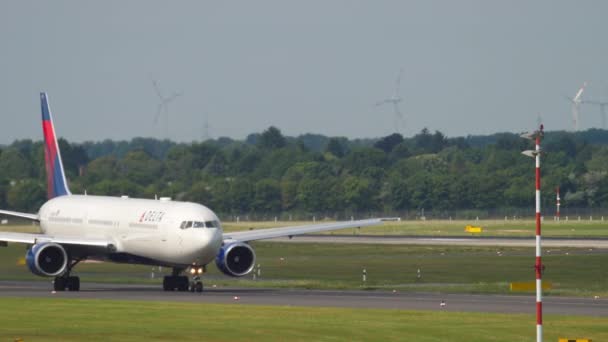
[0,210,39,221]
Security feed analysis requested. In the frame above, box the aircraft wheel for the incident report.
[163,276,174,291]
[67,276,80,291]
[177,276,189,292]
[195,281,203,293]
[53,277,66,291]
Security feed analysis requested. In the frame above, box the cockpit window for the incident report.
[205,220,219,228]
[193,221,205,228]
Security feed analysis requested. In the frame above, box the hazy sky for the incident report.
[1,1,608,143]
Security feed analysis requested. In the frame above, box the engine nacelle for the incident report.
[26,242,68,277]
[215,242,256,277]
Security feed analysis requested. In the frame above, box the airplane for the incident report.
[0,93,386,292]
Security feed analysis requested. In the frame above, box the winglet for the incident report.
[40,92,71,199]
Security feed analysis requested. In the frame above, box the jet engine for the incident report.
[26,242,68,277]
[215,242,256,277]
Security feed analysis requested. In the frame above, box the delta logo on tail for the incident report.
[40,92,71,199]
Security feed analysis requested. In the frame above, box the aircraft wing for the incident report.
[0,210,39,221]
[223,218,389,243]
[0,231,112,249]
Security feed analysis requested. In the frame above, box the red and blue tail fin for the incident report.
[40,92,71,199]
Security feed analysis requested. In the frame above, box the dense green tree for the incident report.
[89,179,143,197]
[84,156,118,183]
[229,179,254,212]
[3,127,608,215]
[374,133,404,153]
[58,138,89,178]
[6,180,45,212]
[258,126,286,150]
[341,176,374,211]
[252,179,282,212]
[0,148,33,180]
[325,137,347,158]
[119,151,163,185]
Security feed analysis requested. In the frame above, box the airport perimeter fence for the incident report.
[220,207,608,222]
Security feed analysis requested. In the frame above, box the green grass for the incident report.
[223,219,608,238]
[1,241,607,297]
[0,298,605,341]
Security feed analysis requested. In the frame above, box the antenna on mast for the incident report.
[202,114,211,141]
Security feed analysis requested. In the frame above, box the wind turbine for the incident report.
[152,80,183,139]
[582,83,608,129]
[375,68,405,134]
[566,82,587,131]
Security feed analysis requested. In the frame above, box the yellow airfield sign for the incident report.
[510,281,552,291]
[465,225,482,233]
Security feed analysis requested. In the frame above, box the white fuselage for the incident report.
[38,195,223,267]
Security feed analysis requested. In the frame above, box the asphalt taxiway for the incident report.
[0,281,605,316]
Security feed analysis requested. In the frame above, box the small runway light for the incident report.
[233,296,240,300]
[440,300,446,308]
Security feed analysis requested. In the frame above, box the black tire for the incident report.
[53,277,66,291]
[163,276,174,291]
[177,276,189,292]
[195,282,203,293]
[67,276,80,291]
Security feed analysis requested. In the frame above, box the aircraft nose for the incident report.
[191,229,213,246]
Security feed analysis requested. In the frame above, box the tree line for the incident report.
[1,127,608,217]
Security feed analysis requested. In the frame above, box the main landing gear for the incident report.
[53,259,82,291]
[163,267,204,293]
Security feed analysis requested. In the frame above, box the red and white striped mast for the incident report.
[521,124,544,342]
[556,187,560,221]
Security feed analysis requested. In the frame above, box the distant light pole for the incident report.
[521,124,545,342]
[556,187,561,221]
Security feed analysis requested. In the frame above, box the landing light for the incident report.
[190,268,196,275]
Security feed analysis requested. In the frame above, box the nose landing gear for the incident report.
[190,276,203,293]
[188,265,205,293]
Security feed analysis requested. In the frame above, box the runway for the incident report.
[0,281,606,316]
[269,235,608,248]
